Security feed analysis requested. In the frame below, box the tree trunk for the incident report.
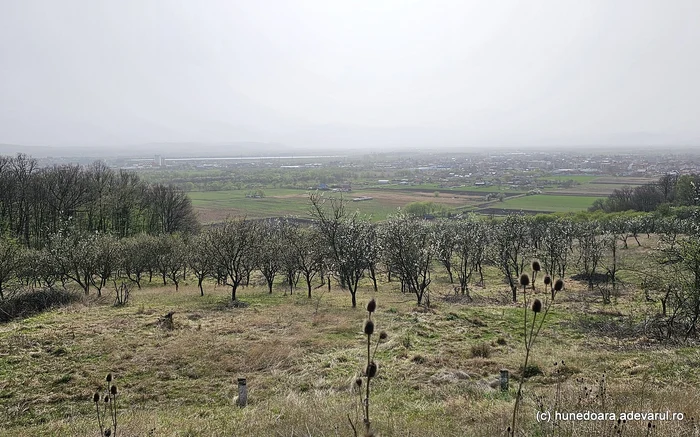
[231,281,239,301]
[369,264,378,292]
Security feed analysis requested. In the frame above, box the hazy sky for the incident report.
[1,0,699,149]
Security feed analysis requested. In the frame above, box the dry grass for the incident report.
[2,246,700,436]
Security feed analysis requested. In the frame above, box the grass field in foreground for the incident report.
[2,240,700,436]
[495,194,605,212]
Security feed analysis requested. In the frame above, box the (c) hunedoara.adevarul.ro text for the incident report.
[536,411,684,423]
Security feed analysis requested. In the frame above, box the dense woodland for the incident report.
[590,172,700,212]
[0,154,198,248]
[2,155,700,340]
[141,166,365,191]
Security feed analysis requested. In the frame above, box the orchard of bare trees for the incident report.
[1,158,700,339]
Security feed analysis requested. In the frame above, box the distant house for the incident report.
[378,180,390,184]
[352,196,373,202]
[318,183,329,190]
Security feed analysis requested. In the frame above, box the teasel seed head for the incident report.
[104,429,112,437]
[105,373,112,382]
[554,278,564,292]
[366,298,376,314]
[531,260,541,272]
[93,392,100,403]
[379,331,388,341]
[110,385,118,396]
[365,361,378,378]
[532,299,542,313]
[544,275,552,286]
[519,273,530,287]
[104,395,110,403]
[355,377,363,388]
[364,319,375,336]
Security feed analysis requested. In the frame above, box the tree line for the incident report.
[2,163,700,339]
[0,154,198,248]
[590,173,700,213]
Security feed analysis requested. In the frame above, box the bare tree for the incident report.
[292,226,325,298]
[119,235,153,289]
[48,228,98,295]
[90,233,120,295]
[381,213,434,305]
[576,221,605,293]
[0,236,21,299]
[153,234,186,290]
[364,223,382,292]
[146,184,199,235]
[276,218,304,295]
[17,247,62,290]
[189,232,215,296]
[256,219,284,294]
[433,219,456,284]
[309,192,371,308]
[207,219,257,301]
[654,215,700,340]
[491,214,531,302]
[538,217,575,283]
[85,161,115,233]
[453,218,487,299]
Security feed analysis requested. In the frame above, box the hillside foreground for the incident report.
[2,257,700,436]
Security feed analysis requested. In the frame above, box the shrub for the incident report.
[470,342,492,358]
[0,288,80,323]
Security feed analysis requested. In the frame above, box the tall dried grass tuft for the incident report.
[93,372,120,436]
[509,263,564,437]
[349,298,387,437]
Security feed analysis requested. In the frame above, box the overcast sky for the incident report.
[1,0,699,149]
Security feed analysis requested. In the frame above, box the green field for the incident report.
[189,189,608,222]
[537,175,600,184]
[494,194,604,213]
[188,189,467,222]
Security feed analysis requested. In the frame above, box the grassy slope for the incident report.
[2,238,700,436]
